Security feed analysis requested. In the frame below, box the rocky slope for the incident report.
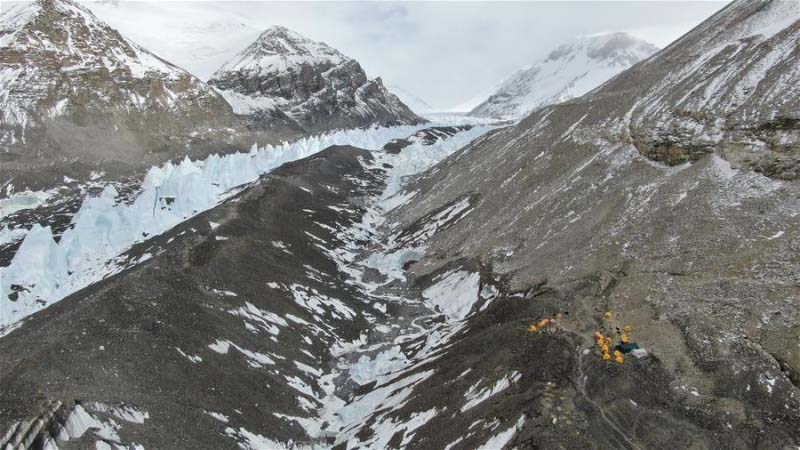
[383,0,800,446]
[1,1,799,449]
[0,0,298,193]
[617,0,800,179]
[0,145,384,450]
[0,124,501,449]
[469,32,659,119]
[209,26,424,133]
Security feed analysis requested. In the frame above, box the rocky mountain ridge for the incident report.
[0,0,275,192]
[0,2,421,194]
[611,0,800,179]
[209,26,424,133]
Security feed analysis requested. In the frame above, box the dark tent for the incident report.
[615,342,640,354]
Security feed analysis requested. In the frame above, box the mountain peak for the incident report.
[209,26,422,132]
[217,25,345,76]
[254,24,318,50]
[545,32,659,67]
[469,32,659,119]
[1,0,99,32]
[257,24,298,39]
[1,0,182,78]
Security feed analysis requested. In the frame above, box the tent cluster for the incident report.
[527,312,566,333]
[526,310,648,364]
[595,312,640,364]
[528,318,553,333]
[594,331,625,364]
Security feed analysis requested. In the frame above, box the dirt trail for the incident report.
[558,320,640,450]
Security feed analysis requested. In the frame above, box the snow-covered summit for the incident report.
[469,32,659,119]
[215,25,347,76]
[209,25,423,133]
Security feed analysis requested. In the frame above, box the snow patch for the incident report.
[476,415,526,450]
[462,371,521,412]
[422,271,482,321]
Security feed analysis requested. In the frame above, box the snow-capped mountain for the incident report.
[209,26,424,133]
[386,83,435,114]
[82,0,263,80]
[0,0,276,192]
[469,32,659,119]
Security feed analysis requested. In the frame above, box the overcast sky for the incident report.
[84,1,727,110]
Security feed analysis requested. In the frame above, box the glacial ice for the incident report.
[0,124,429,330]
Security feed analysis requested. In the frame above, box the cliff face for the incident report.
[209,26,425,133]
[613,0,800,179]
[0,0,298,192]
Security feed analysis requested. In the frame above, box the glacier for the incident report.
[0,124,444,331]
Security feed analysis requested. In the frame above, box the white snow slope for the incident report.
[469,32,659,120]
[386,84,435,114]
[81,0,262,80]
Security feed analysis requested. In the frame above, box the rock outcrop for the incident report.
[614,1,800,179]
[209,26,425,133]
